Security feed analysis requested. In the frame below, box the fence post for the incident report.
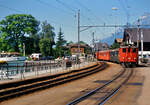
[6,63,9,79]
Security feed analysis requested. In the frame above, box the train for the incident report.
[96,46,138,67]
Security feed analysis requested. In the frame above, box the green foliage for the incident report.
[111,42,120,49]
[84,47,92,54]
[39,21,55,56]
[67,41,74,45]
[55,28,67,57]
[29,34,40,53]
[39,38,52,56]
[0,14,39,52]
[41,20,55,40]
[22,35,40,55]
[79,41,86,44]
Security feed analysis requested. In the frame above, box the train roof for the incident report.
[120,45,137,48]
[97,49,119,52]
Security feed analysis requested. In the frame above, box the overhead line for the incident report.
[55,0,76,13]
[35,0,74,16]
[55,0,96,25]
[0,4,23,13]
[74,0,106,24]
[117,0,130,24]
[34,0,77,28]
[80,24,150,28]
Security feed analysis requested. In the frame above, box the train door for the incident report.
[131,48,138,63]
[127,47,131,62]
[119,48,128,67]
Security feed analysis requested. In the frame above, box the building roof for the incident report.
[94,42,109,51]
[123,28,150,42]
[68,43,90,48]
[115,38,123,43]
[0,52,20,55]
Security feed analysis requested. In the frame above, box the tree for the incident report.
[55,28,66,57]
[111,42,120,49]
[41,21,55,39]
[40,21,55,56]
[23,35,40,55]
[39,38,52,56]
[29,34,40,53]
[0,14,39,52]
[67,41,74,46]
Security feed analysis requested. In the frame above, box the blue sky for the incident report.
[0,0,150,45]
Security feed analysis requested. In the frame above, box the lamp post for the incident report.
[112,7,118,40]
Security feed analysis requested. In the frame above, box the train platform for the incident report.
[136,66,150,105]
[0,61,97,84]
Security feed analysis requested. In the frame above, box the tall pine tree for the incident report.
[56,28,66,57]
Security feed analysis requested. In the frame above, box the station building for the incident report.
[123,28,150,51]
[68,44,91,56]
[123,28,150,62]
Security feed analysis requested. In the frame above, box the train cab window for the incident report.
[123,48,126,53]
[132,48,136,53]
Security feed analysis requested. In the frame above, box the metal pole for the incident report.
[137,19,140,48]
[78,10,80,68]
[78,10,80,56]
[141,29,143,59]
[92,32,95,56]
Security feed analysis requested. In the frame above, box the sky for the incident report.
[0,0,150,45]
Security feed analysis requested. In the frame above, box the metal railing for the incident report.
[0,57,95,80]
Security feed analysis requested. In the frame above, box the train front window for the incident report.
[132,48,136,53]
[123,48,126,53]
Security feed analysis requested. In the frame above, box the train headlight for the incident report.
[123,57,125,59]
[134,58,136,60]
[128,57,131,60]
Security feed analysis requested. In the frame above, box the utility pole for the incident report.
[141,29,143,60]
[78,10,80,57]
[92,32,95,55]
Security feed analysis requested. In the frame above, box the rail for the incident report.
[0,62,106,102]
[67,67,133,105]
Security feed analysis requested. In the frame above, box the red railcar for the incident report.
[96,50,110,61]
[96,46,138,67]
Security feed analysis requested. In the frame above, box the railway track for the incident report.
[67,67,133,105]
[0,62,106,102]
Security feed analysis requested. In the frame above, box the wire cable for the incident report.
[0,4,23,13]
